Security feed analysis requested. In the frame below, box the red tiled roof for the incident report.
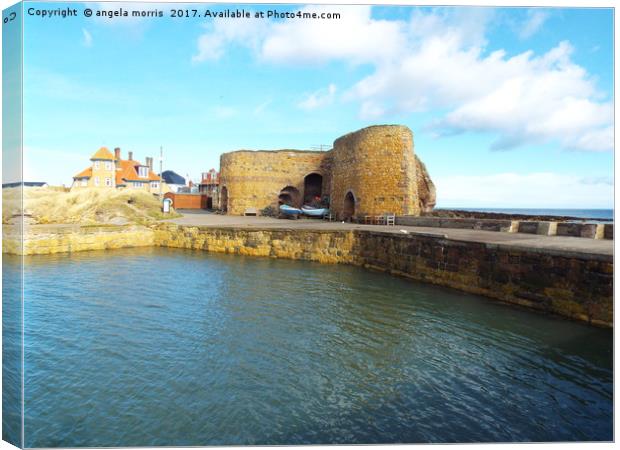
[73,167,92,179]
[116,159,160,184]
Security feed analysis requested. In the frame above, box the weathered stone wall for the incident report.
[396,216,515,232]
[3,224,154,255]
[150,224,612,327]
[356,232,612,328]
[219,150,332,215]
[331,125,420,218]
[153,224,359,264]
[5,223,611,326]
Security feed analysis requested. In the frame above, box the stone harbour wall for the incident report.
[4,224,155,255]
[356,231,612,328]
[153,224,359,264]
[151,224,612,327]
[4,223,612,327]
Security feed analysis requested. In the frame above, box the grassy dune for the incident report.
[2,187,180,225]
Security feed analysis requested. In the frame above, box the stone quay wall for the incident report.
[3,224,155,255]
[5,223,612,327]
[219,150,331,215]
[397,216,613,240]
[151,224,612,327]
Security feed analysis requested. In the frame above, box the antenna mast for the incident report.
[159,146,163,200]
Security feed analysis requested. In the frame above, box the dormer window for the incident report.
[138,166,149,178]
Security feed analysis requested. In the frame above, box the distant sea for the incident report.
[438,208,614,220]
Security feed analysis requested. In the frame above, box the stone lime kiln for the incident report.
[218,125,436,219]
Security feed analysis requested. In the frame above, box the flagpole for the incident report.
[159,146,163,200]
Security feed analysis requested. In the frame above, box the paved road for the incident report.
[165,211,614,257]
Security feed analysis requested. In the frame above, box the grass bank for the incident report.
[2,187,181,225]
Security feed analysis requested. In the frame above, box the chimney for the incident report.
[146,157,153,171]
[128,151,133,161]
[114,147,121,169]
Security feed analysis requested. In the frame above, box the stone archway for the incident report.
[303,173,323,205]
[220,186,228,212]
[278,186,301,208]
[344,191,355,220]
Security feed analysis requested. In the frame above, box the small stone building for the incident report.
[219,125,436,219]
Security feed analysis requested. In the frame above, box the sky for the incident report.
[12,1,615,208]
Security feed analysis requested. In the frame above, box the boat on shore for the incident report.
[279,204,302,216]
[301,205,329,217]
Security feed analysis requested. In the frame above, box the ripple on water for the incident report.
[5,247,612,446]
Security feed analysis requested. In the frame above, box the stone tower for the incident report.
[330,125,420,218]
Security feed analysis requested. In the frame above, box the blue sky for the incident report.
[16,2,614,207]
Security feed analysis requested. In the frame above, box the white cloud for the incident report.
[82,28,93,47]
[298,84,337,110]
[192,16,268,63]
[519,10,549,40]
[213,106,237,119]
[192,6,405,65]
[259,6,405,65]
[345,19,612,151]
[193,33,224,62]
[427,41,613,151]
[192,6,612,152]
[253,99,272,116]
[435,172,613,208]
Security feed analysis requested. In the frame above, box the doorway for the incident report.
[278,186,301,207]
[303,173,323,205]
[344,191,355,220]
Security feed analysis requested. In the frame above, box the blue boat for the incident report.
[279,204,302,216]
[301,206,329,217]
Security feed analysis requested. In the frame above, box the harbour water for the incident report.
[4,248,613,446]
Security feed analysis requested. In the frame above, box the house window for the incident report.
[81,179,87,187]
[134,182,143,189]
[105,177,112,187]
[151,182,159,190]
[138,166,148,178]
[94,177,100,186]
[104,161,113,170]
[94,161,100,170]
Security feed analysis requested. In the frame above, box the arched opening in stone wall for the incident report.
[220,186,228,212]
[303,173,323,205]
[344,191,356,220]
[278,186,301,208]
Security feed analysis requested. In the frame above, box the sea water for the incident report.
[3,247,612,446]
